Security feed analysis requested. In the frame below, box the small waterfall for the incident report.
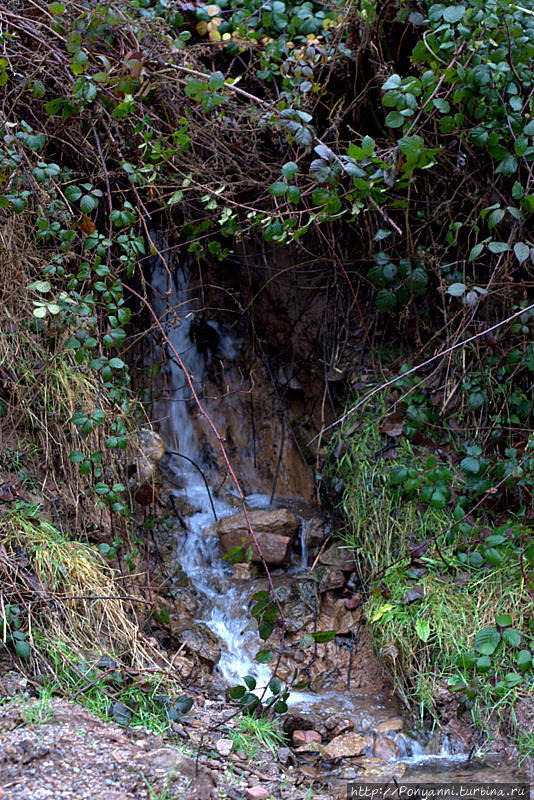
[150,237,272,690]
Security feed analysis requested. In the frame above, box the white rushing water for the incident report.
[150,237,273,691]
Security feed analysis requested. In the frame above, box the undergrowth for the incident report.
[330,385,533,755]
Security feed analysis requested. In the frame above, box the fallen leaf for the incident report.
[380,412,404,437]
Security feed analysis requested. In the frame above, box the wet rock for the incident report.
[283,713,322,738]
[232,562,257,580]
[211,508,298,566]
[303,517,326,546]
[322,732,370,760]
[295,741,322,754]
[292,730,321,746]
[318,543,354,570]
[376,717,404,734]
[373,735,400,761]
[317,566,346,593]
[128,428,165,487]
[331,719,354,738]
[179,624,221,667]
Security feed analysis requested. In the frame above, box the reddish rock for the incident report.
[331,719,354,738]
[292,730,322,746]
[246,786,270,800]
[344,594,361,610]
[211,508,298,566]
[322,732,370,759]
[373,735,400,761]
[376,717,404,734]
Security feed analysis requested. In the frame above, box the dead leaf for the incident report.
[380,412,404,437]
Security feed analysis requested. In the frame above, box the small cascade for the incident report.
[299,520,309,569]
[150,238,271,690]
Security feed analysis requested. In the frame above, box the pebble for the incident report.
[245,786,270,800]
[215,738,233,756]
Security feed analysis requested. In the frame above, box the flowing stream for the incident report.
[149,242,531,788]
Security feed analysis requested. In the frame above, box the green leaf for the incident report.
[108,357,125,369]
[496,614,513,627]
[382,74,402,91]
[361,135,375,156]
[268,181,288,197]
[311,630,336,643]
[488,241,510,254]
[503,628,521,648]
[474,627,501,656]
[50,2,66,12]
[514,242,530,264]
[64,185,82,202]
[504,672,522,688]
[243,675,256,691]
[446,282,466,297]
[476,655,492,673]
[255,650,273,664]
[80,194,97,214]
[28,280,51,293]
[281,162,298,180]
[286,185,301,204]
[69,450,85,463]
[433,98,450,114]
[523,120,534,136]
[174,695,194,714]
[460,456,480,474]
[228,685,246,699]
[208,71,225,90]
[469,243,484,261]
[385,111,405,128]
[269,677,281,695]
[443,5,465,23]
[415,618,430,642]
[15,639,31,659]
[517,650,533,673]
